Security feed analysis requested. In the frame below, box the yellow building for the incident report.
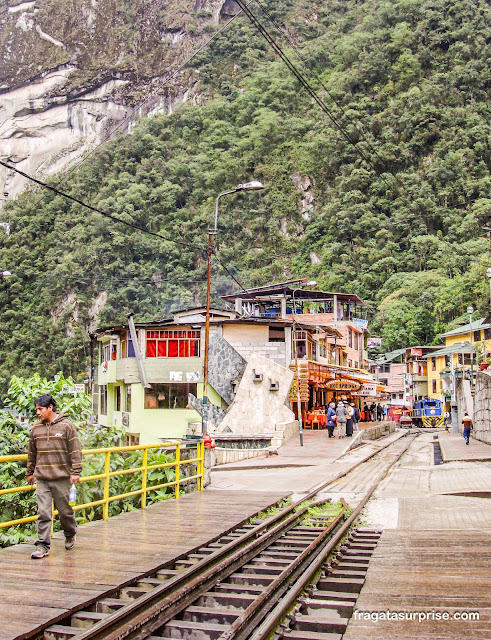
[425,318,491,402]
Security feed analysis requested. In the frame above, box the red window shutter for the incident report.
[158,341,167,357]
[146,340,157,357]
[168,340,178,357]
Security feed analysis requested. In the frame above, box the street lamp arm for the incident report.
[213,189,239,232]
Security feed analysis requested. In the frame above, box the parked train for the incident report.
[411,398,444,427]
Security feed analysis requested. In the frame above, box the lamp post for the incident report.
[291,281,316,446]
[202,181,264,436]
[467,305,474,388]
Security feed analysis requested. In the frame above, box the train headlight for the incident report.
[430,409,435,415]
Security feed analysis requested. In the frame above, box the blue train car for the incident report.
[411,398,443,427]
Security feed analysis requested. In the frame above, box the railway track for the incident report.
[41,433,415,640]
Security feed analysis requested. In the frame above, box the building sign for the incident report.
[353,318,368,330]
[351,382,378,397]
[61,383,86,394]
[367,337,382,348]
[325,379,361,391]
[410,348,423,356]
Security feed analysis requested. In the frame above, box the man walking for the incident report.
[462,412,473,445]
[27,394,82,559]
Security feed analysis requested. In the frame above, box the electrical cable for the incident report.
[0,160,202,251]
[233,0,391,184]
[251,0,411,198]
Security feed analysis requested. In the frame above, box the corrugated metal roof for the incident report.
[439,318,491,338]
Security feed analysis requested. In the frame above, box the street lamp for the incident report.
[467,305,474,388]
[202,181,265,436]
[292,280,317,446]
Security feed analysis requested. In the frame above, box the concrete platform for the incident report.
[439,431,491,462]
[349,431,491,638]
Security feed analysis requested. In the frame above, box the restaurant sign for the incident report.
[351,382,379,397]
[325,379,361,391]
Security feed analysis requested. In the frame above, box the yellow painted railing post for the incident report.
[199,441,204,491]
[174,443,180,500]
[141,447,148,509]
[51,499,55,536]
[103,450,111,520]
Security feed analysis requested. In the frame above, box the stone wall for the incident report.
[228,341,288,368]
[472,371,491,444]
[209,334,247,405]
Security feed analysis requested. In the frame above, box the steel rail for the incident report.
[72,500,332,640]
[35,430,411,640]
[246,433,417,640]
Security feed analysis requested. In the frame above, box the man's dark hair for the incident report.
[35,394,57,411]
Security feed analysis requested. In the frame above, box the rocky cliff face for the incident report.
[0,0,236,202]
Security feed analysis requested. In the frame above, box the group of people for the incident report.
[367,402,387,421]
[325,400,360,438]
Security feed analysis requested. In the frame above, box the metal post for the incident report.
[174,443,181,500]
[201,183,264,436]
[202,232,213,436]
[468,306,474,389]
[291,282,316,446]
[141,447,148,509]
[103,450,110,520]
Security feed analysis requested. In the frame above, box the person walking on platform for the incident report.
[444,410,450,430]
[326,402,336,438]
[345,403,354,437]
[26,394,82,559]
[351,403,360,431]
[462,413,473,445]
[336,401,347,438]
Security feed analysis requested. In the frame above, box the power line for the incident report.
[234,0,393,186]
[251,0,411,198]
[0,160,202,251]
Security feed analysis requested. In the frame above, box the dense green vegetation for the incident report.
[0,0,490,391]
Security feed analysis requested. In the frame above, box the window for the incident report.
[115,386,121,412]
[354,332,359,351]
[121,333,135,358]
[432,380,437,394]
[269,327,285,342]
[126,385,131,412]
[146,330,200,358]
[100,385,108,415]
[124,433,140,446]
[474,330,481,342]
[484,328,491,340]
[348,329,352,348]
[144,383,197,409]
[431,357,436,371]
[101,341,117,363]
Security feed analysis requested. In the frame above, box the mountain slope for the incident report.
[0,0,490,393]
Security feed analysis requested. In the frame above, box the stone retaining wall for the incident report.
[473,371,491,444]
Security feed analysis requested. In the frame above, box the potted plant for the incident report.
[480,356,491,371]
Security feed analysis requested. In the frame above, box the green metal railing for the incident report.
[0,441,204,530]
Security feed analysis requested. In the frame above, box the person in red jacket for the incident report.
[26,394,82,559]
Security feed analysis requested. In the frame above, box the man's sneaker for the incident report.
[31,546,49,559]
[65,536,76,550]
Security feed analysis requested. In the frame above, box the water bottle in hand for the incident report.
[69,483,77,506]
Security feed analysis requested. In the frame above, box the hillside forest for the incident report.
[0,0,490,394]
